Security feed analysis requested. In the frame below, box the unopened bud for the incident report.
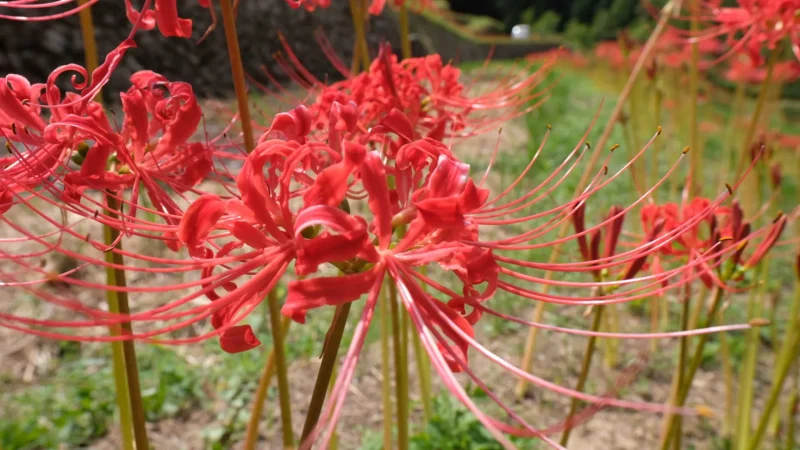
[770,164,782,188]
[300,225,318,239]
[77,142,90,157]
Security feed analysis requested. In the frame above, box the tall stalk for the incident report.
[77,2,141,448]
[736,161,771,449]
[666,291,692,450]
[101,224,135,450]
[348,0,370,73]
[719,311,735,437]
[660,286,726,448]
[747,281,800,449]
[105,195,150,450]
[560,304,604,446]
[687,0,701,198]
[390,278,410,450]
[786,385,797,450]
[301,303,353,441]
[398,2,412,60]
[244,316,292,450]
[328,364,340,450]
[735,48,780,181]
[379,283,393,449]
[716,83,746,194]
[218,1,294,447]
[515,0,678,398]
[414,267,433,422]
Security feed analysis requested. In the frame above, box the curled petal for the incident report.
[178,194,227,251]
[267,104,312,144]
[283,269,378,323]
[219,325,261,353]
[155,0,193,38]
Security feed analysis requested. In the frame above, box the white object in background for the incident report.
[511,24,531,40]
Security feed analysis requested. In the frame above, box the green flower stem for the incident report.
[218,1,295,446]
[267,289,295,449]
[719,312,735,437]
[348,0,370,73]
[244,316,291,450]
[735,47,779,181]
[414,267,433,422]
[219,0,255,153]
[735,271,768,449]
[667,292,692,450]
[785,386,797,450]
[514,1,677,397]
[660,286,725,448]
[399,2,411,60]
[328,363,340,450]
[688,0,701,198]
[560,303,604,447]
[748,283,800,450]
[101,225,135,450]
[379,283,393,449]
[301,302,353,442]
[105,194,149,450]
[390,279,410,450]
[77,1,137,447]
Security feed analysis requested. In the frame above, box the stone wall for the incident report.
[0,1,399,98]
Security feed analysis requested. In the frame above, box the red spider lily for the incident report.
[694,0,800,64]
[0,104,765,449]
[1,70,212,234]
[640,197,788,290]
[656,27,724,69]
[724,54,800,83]
[594,40,643,67]
[0,0,216,40]
[296,116,771,447]
[256,40,552,147]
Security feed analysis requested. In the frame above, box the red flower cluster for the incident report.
[262,41,550,147]
[706,0,800,64]
[724,54,800,83]
[1,69,212,226]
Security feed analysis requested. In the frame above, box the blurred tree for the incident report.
[448,0,647,44]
